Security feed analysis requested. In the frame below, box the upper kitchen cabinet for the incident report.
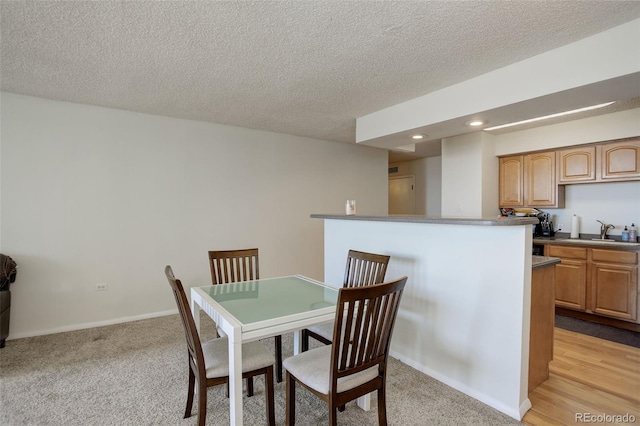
[499,155,524,207]
[499,151,565,208]
[599,139,640,181]
[558,146,596,183]
[524,151,565,208]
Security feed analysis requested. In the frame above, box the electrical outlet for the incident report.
[558,223,563,231]
[96,283,108,291]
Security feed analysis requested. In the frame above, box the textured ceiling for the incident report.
[2,1,640,158]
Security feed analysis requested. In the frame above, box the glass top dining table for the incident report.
[190,275,340,426]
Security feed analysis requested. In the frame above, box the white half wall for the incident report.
[0,92,388,338]
[321,218,533,420]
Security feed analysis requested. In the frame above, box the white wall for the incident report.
[0,93,388,338]
[425,156,442,216]
[388,156,442,216]
[441,133,482,217]
[481,132,499,217]
[545,182,640,239]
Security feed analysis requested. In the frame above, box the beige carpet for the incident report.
[0,314,522,425]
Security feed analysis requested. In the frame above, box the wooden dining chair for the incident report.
[208,248,284,384]
[301,250,390,351]
[165,265,275,426]
[284,276,408,426]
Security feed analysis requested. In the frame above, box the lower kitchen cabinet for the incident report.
[590,249,638,321]
[548,246,587,311]
[547,245,639,323]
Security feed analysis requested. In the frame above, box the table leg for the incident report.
[293,329,302,355]
[357,393,371,411]
[229,336,243,425]
[191,298,201,334]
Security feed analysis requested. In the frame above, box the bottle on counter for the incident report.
[621,226,630,242]
[630,223,637,243]
[345,199,356,215]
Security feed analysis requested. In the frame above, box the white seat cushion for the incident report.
[306,321,334,341]
[201,337,274,379]
[283,345,378,395]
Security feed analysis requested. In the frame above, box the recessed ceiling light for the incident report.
[484,101,616,131]
[467,120,485,127]
[411,134,426,140]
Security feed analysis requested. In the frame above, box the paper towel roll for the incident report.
[570,215,580,239]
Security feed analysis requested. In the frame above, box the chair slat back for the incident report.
[343,250,390,288]
[208,248,259,284]
[330,276,407,384]
[165,265,205,371]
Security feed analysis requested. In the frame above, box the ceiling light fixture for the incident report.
[467,120,485,127]
[484,101,616,131]
[411,134,426,140]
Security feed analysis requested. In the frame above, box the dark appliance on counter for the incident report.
[534,213,555,238]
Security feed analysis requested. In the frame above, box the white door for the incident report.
[389,176,414,214]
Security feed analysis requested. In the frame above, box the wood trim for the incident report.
[529,266,555,393]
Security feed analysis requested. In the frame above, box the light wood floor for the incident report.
[523,327,640,425]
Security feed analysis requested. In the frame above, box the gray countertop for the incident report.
[532,255,561,270]
[534,237,640,251]
[311,214,538,226]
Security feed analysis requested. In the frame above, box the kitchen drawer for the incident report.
[548,245,587,260]
[592,249,638,264]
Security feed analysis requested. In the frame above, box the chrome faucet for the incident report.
[596,220,614,239]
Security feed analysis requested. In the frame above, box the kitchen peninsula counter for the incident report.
[311,213,538,226]
[312,213,539,420]
[532,255,561,270]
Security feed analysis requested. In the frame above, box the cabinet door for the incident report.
[525,151,562,207]
[558,146,596,183]
[499,155,523,207]
[554,258,587,311]
[590,262,638,321]
[599,140,640,180]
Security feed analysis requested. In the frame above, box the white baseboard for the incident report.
[7,309,178,340]
[389,349,528,421]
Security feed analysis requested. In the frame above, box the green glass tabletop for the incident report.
[197,275,339,325]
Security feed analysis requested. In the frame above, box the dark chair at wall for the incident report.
[165,265,275,426]
[0,254,17,349]
[284,276,408,425]
[301,250,390,351]
[208,248,284,383]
